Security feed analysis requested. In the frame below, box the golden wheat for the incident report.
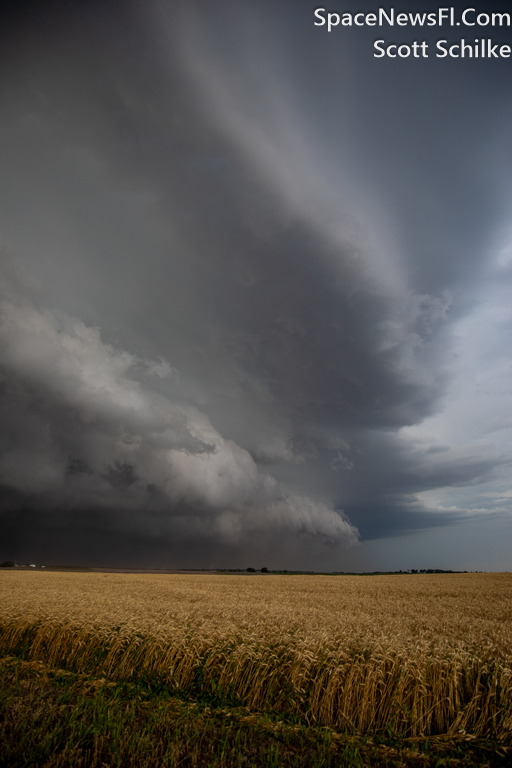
[1,571,511,738]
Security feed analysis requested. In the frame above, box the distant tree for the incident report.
[261,567,269,573]
[246,567,256,572]
[0,561,15,568]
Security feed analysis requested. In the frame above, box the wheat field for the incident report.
[1,571,511,740]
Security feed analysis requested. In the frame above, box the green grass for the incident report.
[1,656,510,767]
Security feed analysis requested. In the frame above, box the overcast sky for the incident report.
[0,0,511,570]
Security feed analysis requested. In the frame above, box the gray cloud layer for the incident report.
[0,0,510,568]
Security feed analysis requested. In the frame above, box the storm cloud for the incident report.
[0,0,510,569]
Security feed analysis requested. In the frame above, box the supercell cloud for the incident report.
[0,0,510,569]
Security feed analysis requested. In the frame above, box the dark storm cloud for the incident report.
[0,0,510,567]
[0,256,359,556]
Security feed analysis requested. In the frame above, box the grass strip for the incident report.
[1,656,511,768]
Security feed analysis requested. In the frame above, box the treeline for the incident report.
[0,562,479,574]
